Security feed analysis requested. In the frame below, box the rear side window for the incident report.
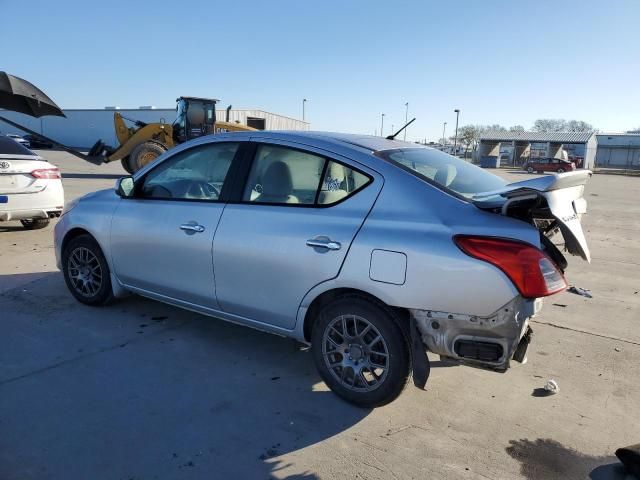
[243,144,371,206]
[318,161,371,205]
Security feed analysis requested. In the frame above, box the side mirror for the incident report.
[115,176,135,198]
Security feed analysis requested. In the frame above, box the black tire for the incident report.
[128,141,167,172]
[526,166,534,173]
[62,234,114,306]
[557,167,565,173]
[20,218,50,230]
[311,295,410,408]
[121,156,134,174]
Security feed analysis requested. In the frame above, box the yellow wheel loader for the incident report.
[88,96,256,173]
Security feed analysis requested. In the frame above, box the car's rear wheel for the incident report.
[62,234,113,306]
[20,218,50,230]
[526,166,534,173]
[311,295,410,407]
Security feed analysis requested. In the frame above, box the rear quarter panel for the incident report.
[300,167,541,319]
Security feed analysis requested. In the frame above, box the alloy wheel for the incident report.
[67,247,103,297]
[322,314,390,392]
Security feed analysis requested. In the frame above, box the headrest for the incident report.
[262,161,293,196]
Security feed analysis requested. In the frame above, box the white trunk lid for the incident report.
[0,156,52,194]
[474,170,592,262]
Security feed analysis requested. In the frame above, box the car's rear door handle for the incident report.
[180,223,205,233]
[306,237,341,251]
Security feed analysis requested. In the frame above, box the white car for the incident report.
[0,135,64,229]
[5,133,30,148]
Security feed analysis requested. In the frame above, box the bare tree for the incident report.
[566,120,596,132]
[509,125,525,132]
[456,125,479,157]
[533,119,595,132]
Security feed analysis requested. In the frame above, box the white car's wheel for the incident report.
[20,218,50,230]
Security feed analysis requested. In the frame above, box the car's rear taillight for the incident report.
[454,235,567,298]
[31,168,61,179]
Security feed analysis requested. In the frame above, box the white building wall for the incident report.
[1,107,309,149]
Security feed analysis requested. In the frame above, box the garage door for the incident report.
[597,147,630,167]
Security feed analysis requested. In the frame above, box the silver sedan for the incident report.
[54,131,591,407]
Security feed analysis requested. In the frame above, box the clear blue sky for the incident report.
[2,0,639,141]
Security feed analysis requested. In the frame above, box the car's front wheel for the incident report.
[311,295,410,407]
[526,166,534,173]
[62,234,114,306]
[557,167,565,173]
[20,218,50,230]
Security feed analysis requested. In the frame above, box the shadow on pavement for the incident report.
[0,224,28,233]
[0,273,369,479]
[506,438,623,480]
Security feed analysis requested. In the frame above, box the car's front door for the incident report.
[212,141,382,330]
[110,141,242,308]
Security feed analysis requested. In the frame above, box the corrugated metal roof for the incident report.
[480,131,594,143]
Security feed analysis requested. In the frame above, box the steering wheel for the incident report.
[185,180,220,199]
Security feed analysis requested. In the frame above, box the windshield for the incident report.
[377,148,507,200]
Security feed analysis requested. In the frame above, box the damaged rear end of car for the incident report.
[415,170,591,372]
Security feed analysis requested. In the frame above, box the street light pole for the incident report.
[404,102,409,141]
[380,113,385,137]
[302,98,307,121]
[442,122,447,146]
[453,109,460,156]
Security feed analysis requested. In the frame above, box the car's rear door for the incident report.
[212,140,382,330]
[110,141,243,308]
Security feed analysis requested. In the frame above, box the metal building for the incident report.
[478,131,597,169]
[0,107,309,149]
[595,133,640,169]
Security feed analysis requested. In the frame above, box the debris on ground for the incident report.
[552,303,568,308]
[615,347,621,352]
[568,286,593,298]
[152,316,168,321]
[544,379,560,395]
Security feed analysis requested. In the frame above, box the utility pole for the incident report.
[380,113,385,137]
[302,98,307,121]
[442,122,447,146]
[453,109,460,156]
[404,102,409,141]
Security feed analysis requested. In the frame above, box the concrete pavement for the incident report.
[1,152,638,479]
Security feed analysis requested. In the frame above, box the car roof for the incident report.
[0,135,40,159]
[247,131,426,154]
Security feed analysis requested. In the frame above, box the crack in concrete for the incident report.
[531,320,640,346]
[0,320,192,388]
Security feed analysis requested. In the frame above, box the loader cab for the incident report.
[172,96,218,143]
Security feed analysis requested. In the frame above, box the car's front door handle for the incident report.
[306,237,341,251]
[180,223,205,233]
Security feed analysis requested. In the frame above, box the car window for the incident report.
[377,147,506,200]
[139,143,239,201]
[318,161,371,205]
[243,145,325,204]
